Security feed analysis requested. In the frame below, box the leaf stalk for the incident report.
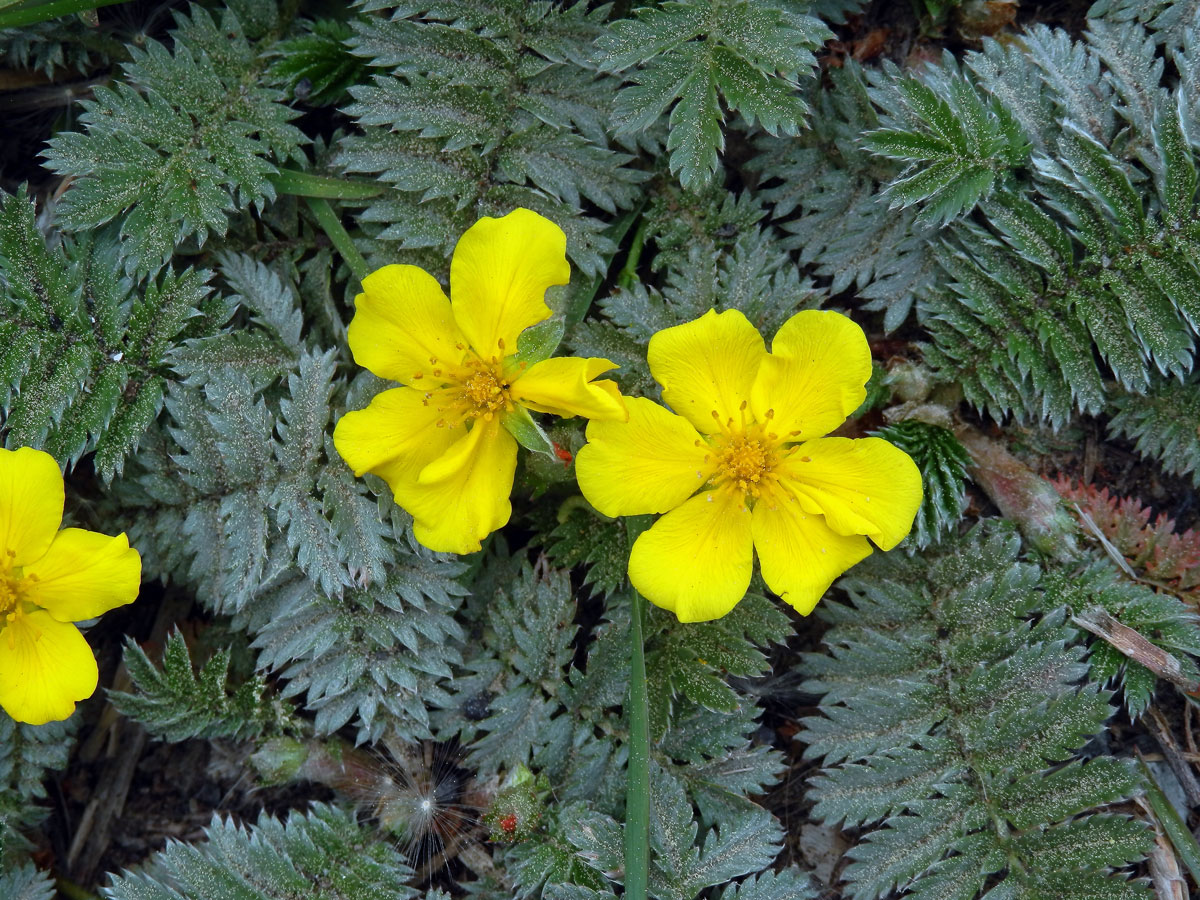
[304,197,369,285]
[624,584,650,900]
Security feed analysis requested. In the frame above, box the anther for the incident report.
[429,356,438,364]
[413,372,423,380]
[497,338,505,350]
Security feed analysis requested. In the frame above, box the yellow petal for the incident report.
[0,447,64,568]
[0,611,97,725]
[449,209,570,358]
[751,310,872,441]
[399,417,518,554]
[511,356,628,421]
[779,437,923,550]
[751,488,871,615]
[628,490,753,622]
[333,387,461,493]
[576,396,714,517]
[647,309,766,435]
[347,265,470,386]
[23,529,141,622]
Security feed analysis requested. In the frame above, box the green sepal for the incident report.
[509,317,565,370]
[503,405,557,457]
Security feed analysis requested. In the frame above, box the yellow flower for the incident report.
[576,308,923,622]
[0,447,141,724]
[333,208,628,554]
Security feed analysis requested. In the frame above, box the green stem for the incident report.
[54,877,100,900]
[564,200,646,328]
[1138,755,1200,886]
[305,197,369,284]
[624,586,650,900]
[0,0,129,27]
[269,169,383,201]
[617,215,649,290]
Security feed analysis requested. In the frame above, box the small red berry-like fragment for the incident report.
[552,442,573,468]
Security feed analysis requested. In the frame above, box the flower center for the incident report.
[706,404,782,502]
[422,357,514,426]
[0,553,30,633]
[714,433,776,497]
[710,436,768,487]
[461,367,510,418]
